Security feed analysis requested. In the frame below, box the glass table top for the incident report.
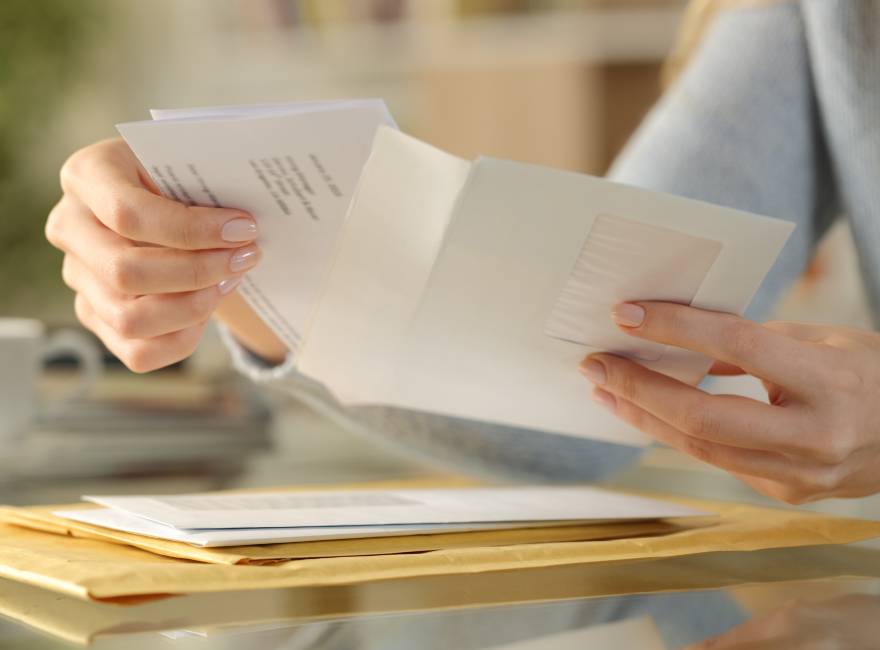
[0,546,878,649]
[2,371,879,648]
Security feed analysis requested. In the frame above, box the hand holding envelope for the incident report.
[582,302,880,504]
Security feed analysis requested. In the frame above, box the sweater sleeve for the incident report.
[609,0,837,320]
[217,318,644,482]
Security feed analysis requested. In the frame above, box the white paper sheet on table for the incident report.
[82,486,707,530]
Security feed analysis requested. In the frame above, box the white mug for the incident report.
[0,318,102,447]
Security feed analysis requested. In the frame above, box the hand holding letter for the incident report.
[45,138,262,371]
[581,302,880,503]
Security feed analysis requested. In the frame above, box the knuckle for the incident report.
[59,149,86,192]
[121,342,157,374]
[609,366,640,402]
[122,327,201,374]
[178,214,205,250]
[58,160,75,193]
[60,142,108,192]
[178,335,201,361]
[619,374,640,402]
[809,466,842,494]
[776,486,810,505]
[781,465,840,502]
[724,319,762,361]
[60,256,76,289]
[108,302,141,339]
[681,436,715,464]
[661,306,689,336]
[828,365,865,393]
[97,138,128,162]
[73,294,91,328]
[186,289,220,322]
[45,203,65,247]
[104,248,140,293]
[617,398,641,423]
[825,422,859,463]
[188,254,214,289]
[813,435,851,465]
[104,193,139,237]
[680,403,721,439]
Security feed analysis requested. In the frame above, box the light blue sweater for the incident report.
[226,0,880,482]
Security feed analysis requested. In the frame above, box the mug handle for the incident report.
[40,329,103,413]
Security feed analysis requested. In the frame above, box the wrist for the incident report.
[214,291,288,365]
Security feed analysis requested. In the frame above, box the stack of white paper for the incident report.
[118,100,794,444]
[55,486,707,547]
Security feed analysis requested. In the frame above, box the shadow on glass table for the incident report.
[1,543,878,649]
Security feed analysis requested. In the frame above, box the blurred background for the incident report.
[0,0,875,514]
[4,0,690,322]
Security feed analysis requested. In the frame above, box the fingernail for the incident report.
[218,277,242,295]
[612,303,645,328]
[230,246,260,272]
[592,388,617,412]
[578,359,607,385]
[221,217,258,242]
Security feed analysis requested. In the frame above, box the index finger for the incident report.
[613,301,825,387]
[61,139,257,250]
[585,353,801,454]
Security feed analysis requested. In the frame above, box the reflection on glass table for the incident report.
[0,543,879,649]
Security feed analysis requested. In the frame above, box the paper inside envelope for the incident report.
[545,214,722,361]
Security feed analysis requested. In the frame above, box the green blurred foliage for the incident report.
[0,0,100,318]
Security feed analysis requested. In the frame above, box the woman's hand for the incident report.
[46,138,264,372]
[579,302,880,503]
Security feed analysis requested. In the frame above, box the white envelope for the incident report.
[298,128,794,445]
[83,486,707,530]
[53,507,553,548]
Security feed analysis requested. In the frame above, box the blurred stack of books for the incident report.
[17,374,272,480]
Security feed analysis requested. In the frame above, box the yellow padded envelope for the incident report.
[1,485,879,602]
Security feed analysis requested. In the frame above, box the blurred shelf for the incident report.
[218,8,685,74]
[126,5,682,113]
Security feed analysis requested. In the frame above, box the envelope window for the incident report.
[545,214,722,361]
